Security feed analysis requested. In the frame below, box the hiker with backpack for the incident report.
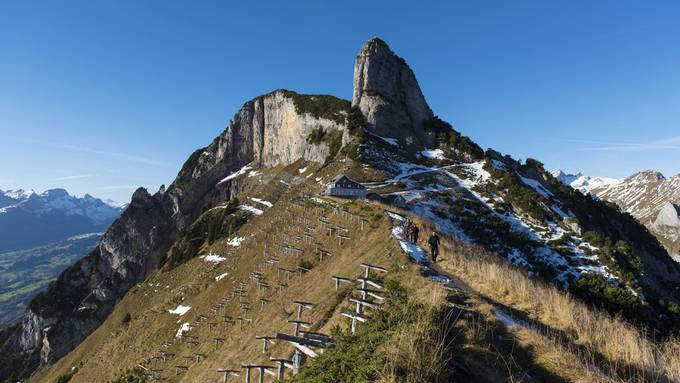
[412,224,419,243]
[428,231,440,263]
[406,220,414,242]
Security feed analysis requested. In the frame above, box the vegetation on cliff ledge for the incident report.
[281,90,350,125]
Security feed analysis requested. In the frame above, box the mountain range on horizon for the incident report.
[2,37,680,383]
[552,169,680,259]
[0,188,125,253]
[0,188,125,330]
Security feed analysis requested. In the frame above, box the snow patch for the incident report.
[310,197,338,208]
[391,225,428,263]
[373,134,400,146]
[250,198,273,207]
[200,254,226,263]
[494,309,525,329]
[298,167,308,174]
[420,148,445,160]
[519,175,553,198]
[215,273,229,281]
[175,322,191,338]
[227,236,246,247]
[169,305,191,315]
[570,175,622,193]
[237,204,264,216]
[218,165,252,184]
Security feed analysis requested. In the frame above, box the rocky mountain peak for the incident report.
[131,187,152,202]
[40,188,70,198]
[627,170,666,183]
[551,169,584,185]
[352,37,434,152]
[1,189,35,200]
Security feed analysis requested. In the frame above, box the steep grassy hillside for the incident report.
[29,159,680,383]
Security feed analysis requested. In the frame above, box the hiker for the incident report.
[412,224,419,243]
[428,231,440,263]
[406,221,414,242]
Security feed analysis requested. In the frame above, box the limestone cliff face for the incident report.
[653,202,680,259]
[0,90,347,380]
[352,38,435,151]
[167,90,346,230]
[654,202,680,229]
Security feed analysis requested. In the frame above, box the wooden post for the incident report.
[269,357,292,381]
[297,266,310,277]
[318,249,331,262]
[293,301,314,320]
[349,296,379,313]
[242,364,274,383]
[260,298,270,309]
[287,320,310,337]
[241,305,251,317]
[341,310,367,334]
[337,234,350,245]
[356,277,384,290]
[186,338,199,349]
[150,369,163,382]
[213,337,225,350]
[256,365,275,383]
[331,276,352,291]
[355,288,385,301]
[217,368,239,383]
[360,263,388,279]
[223,316,235,328]
[360,218,368,230]
[242,364,253,383]
[292,350,302,375]
[175,365,188,375]
[237,317,252,330]
[256,335,276,353]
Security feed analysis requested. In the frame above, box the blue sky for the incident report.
[1,1,679,202]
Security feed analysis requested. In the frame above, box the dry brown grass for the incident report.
[28,162,680,383]
[429,224,680,382]
[379,284,458,383]
[29,164,427,383]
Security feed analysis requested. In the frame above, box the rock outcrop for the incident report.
[653,202,680,259]
[0,90,348,380]
[654,202,680,229]
[352,38,435,152]
[167,90,347,230]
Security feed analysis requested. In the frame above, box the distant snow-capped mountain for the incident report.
[0,188,125,252]
[550,170,621,193]
[553,169,680,258]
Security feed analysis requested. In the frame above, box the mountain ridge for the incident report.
[553,168,680,258]
[0,188,123,253]
[3,38,680,382]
